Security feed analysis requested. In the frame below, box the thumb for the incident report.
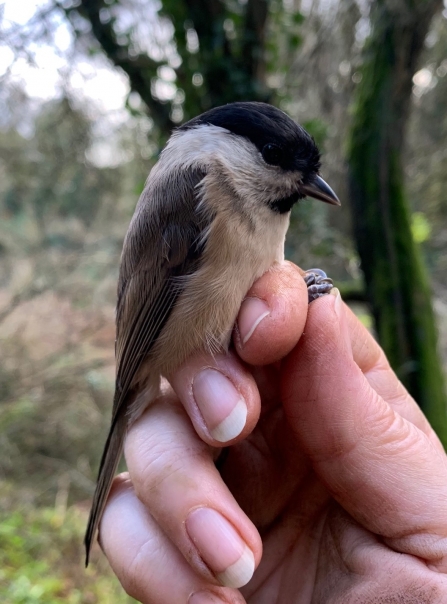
[281,291,447,569]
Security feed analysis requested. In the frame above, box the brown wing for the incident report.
[84,166,210,564]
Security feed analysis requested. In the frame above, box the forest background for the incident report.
[1,0,447,602]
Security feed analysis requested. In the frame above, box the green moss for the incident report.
[347,0,447,445]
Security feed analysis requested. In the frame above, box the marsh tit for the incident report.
[85,101,340,564]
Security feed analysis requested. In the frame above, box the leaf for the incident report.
[292,12,304,25]
[411,212,431,243]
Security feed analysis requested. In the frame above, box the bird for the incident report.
[84,101,340,564]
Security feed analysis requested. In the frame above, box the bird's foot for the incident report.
[304,268,333,303]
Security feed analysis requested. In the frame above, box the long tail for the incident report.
[84,408,127,566]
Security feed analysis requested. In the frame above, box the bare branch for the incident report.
[59,0,175,134]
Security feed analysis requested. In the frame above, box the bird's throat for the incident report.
[268,191,302,214]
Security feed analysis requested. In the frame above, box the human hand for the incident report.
[98,262,447,603]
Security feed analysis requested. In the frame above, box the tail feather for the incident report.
[84,409,127,566]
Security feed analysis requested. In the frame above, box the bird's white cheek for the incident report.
[216,150,302,206]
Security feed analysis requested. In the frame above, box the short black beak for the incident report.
[301,175,341,206]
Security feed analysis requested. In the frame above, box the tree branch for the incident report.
[60,0,175,134]
[242,0,270,94]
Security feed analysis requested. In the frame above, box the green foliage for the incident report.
[0,98,119,233]
[65,0,308,135]
[411,212,431,244]
[266,2,305,80]
[0,96,149,602]
[158,0,273,117]
[0,490,134,603]
[0,94,151,505]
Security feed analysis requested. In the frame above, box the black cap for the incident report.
[180,102,320,177]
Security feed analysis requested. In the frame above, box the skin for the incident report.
[97,262,447,603]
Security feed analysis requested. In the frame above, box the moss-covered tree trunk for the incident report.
[348,0,447,443]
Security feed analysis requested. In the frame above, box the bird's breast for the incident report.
[152,201,290,375]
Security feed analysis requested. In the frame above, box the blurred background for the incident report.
[0,0,446,601]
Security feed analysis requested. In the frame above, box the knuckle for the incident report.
[133,437,209,501]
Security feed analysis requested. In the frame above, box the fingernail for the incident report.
[238,297,270,345]
[186,508,255,588]
[193,369,247,442]
[330,288,342,319]
[189,591,226,604]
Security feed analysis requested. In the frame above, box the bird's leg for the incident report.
[304,268,333,303]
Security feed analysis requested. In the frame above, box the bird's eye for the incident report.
[262,143,284,166]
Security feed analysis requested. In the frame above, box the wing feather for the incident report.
[85,165,212,565]
[112,166,210,420]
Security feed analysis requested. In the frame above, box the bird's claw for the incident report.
[304,268,333,303]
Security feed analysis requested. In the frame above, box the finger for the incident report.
[234,261,308,366]
[282,292,447,566]
[169,349,261,446]
[169,261,306,446]
[100,475,246,604]
[124,395,262,589]
[345,301,440,445]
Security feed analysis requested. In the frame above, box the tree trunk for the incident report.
[347,0,447,443]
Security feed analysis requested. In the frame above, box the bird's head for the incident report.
[159,102,340,214]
